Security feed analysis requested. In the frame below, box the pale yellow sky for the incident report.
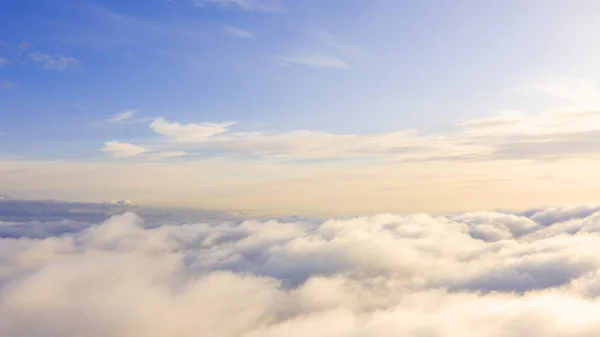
[4,79,600,215]
[2,156,600,216]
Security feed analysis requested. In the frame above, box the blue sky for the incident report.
[2,0,600,214]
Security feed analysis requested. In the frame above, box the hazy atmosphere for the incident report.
[2,0,600,214]
[2,0,600,336]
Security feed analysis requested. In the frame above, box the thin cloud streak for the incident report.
[314,30,365,53]
[193,0,283,12]
[106,110,137,123]
[102,141,148,157]
[224,25,254,39]
[274,54,349,69]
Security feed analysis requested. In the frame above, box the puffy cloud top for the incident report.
[2,205,600,336]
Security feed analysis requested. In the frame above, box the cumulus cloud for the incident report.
[2,205,600,336]
[29,52,81,71]
[102,141,148,157]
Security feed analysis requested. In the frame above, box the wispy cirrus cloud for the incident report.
[29,52,81,71]
[102,140,186,160]
[99,110,154,126]
[314,30,365,53]
[224,26,254,39]
[0,56,7,67]
[106,110,137,123]
[193,0,283,12]
[274,53,349,69]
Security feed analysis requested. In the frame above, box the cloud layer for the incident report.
[105,108,600,163]
[3,205,600,336]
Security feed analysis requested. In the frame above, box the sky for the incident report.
[5,2,600,334]
[2,0,600,214]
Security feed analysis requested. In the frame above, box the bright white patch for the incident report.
[102,141,148,157]
[150,118,234,142]
[2,207,600,336]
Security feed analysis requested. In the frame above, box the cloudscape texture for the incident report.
[3,205,600,336]
[3,1,600,334]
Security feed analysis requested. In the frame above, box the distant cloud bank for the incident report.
[2,204,600,336]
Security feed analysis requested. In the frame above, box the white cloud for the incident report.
[131,104,600,162]
[102,141,148,157]
[275,54,349,69]
[106,110,137,123]
[101,139,185,160]
[0,56,7,67]
[150,118,234,142]
[194,0,282,12]
[29,52,81,71]
[3,207,600,336]
[224,25,254,39]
